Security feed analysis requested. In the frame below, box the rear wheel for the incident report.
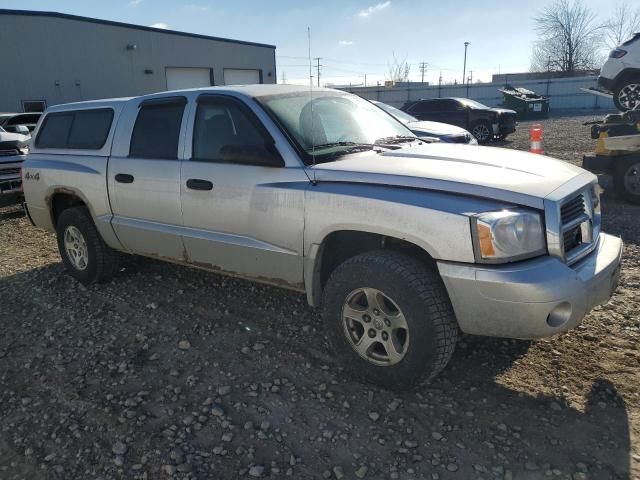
[613,78,640,112]
[471,121,492,143]
[613,156,640,204]
[56,206,120,284]
[322,250,458,390]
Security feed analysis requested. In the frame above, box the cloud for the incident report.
[128,0,142,7]
[149,22,169,29]
[183,4,210,12]
[357,1,390,18]
[339,40,354,45]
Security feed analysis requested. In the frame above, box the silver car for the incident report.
[22,85,622,389]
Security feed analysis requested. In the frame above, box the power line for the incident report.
[419,62,428,84]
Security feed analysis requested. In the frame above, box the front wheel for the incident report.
[471,121,493,143]
[322,250,458,390]
[613,156,640,204]
[613,79,640,112]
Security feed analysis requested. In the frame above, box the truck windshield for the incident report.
[257,91,415,162]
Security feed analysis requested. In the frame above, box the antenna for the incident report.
[308,27,317,179]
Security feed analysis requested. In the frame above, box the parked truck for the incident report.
[22,85,623,389]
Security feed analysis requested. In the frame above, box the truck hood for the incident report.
[310,143,592,208]
[0,130,30,148]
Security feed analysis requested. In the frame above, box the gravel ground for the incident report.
[0,115,638,480]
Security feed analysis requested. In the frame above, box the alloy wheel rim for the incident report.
[623,162,640,194]
[618,83,640,110]
[472,124,490,142]
[341,287,410,366]
[64,226,89,271]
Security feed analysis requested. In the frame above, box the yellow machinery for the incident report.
[583,109,640,204]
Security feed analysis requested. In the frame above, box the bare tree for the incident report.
[603,2,640,49]
[530,0,603,72]
[386,53,411,84]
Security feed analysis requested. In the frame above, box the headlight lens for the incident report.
[472,210,545,262]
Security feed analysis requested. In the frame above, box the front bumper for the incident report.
[597,75,615,92]
[438,233,623,339]
[0,155,24,195]
[0,173,22,195]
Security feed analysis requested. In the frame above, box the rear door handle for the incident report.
[186,178,213,191]
[115,173,134,184]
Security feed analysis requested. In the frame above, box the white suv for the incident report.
[599,32,640,111]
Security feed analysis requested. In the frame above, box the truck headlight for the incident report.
[471,210,546,263]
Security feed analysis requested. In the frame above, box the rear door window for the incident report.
[35,113,74,148]
[130,99,186,159]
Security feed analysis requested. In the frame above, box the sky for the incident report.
[0,0,618,86]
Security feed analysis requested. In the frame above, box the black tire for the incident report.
[470,120,493,143]
[613,77,640,112]
[56,206,120,284]
[322,250,458,390]
[613,156,640,204]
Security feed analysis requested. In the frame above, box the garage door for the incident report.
[223,69,261,85]
[166,67,212,90]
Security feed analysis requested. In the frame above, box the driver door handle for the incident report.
[115,173,134,184]
[186,178,214,191]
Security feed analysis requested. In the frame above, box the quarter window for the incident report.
[68,110,114,149]
[130,100,186,159]
[35,109,113,150]
[35,113,74,148]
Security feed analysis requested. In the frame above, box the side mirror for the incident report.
[220,143,285,167]
[15,125,30,135]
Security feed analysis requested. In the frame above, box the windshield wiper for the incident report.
[311,141,374,151]
[374,135,419,145]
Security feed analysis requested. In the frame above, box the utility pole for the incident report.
[462,41,470,86]
[419,62,428,84]
[314,57,322,87]
[281,71,286,84]
[364,74,367,87]
[469,70,473,84]
[438,72,442,97]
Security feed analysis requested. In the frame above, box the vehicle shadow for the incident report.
[0,260,633,479]
[418,336,632,478]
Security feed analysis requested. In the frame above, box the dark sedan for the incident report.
[401,98,516,143]
[372,101,477,145]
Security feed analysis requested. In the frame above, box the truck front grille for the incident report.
[0,148,21,157]
[559,190,597,264]
[560,193,585,224]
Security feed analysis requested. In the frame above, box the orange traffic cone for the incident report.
[530,124,544,154]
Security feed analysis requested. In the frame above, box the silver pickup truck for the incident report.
[22,85,623,389]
